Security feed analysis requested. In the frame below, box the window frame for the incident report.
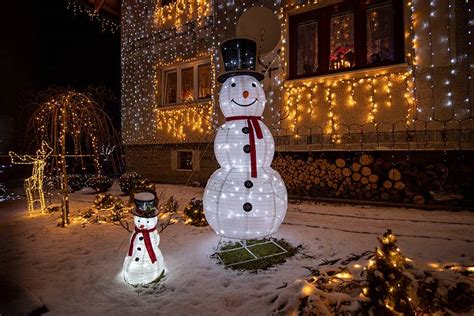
[197,63,212,100]
[288,0,404,80]
[176,150,194,171]
[161,58,212,107]
[180,66,194,102]
[164,69,178,105]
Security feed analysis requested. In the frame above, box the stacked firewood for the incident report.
[272,154,437,204]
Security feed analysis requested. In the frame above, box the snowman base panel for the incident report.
[203,167,287,240]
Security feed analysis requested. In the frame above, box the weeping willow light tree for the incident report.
[27,86,121,227]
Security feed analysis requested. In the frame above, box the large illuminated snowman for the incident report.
[203,38,287,240]
[123,192,165,285]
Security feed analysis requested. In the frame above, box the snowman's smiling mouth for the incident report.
[231,98,258,107]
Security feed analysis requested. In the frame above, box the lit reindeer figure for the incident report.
[9,141,53,215]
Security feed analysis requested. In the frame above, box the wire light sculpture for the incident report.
[9,141,53,215]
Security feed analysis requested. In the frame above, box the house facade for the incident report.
[121,0,473,205]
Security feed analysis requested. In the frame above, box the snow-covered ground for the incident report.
[0,183,473,315]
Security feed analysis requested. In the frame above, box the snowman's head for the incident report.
[219,75,266,117]
[134,215,158,230]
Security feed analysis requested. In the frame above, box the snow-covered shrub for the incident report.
[87,175,113,193]
[68,174,88,192]
[160,195,179,215]
[94,193,123,211]
[183,198,208,227]
[131,178,156,197]
[119,172,143,194]
[273,230,474,315]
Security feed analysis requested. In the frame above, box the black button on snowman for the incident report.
[203,38,288,240]
[122,192,165,285]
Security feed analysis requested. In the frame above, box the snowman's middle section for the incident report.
[215,120,274,170]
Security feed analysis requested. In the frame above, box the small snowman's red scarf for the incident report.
[225,116,263,178]
[128,225,157,263]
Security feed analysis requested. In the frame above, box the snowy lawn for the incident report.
[0,183,473,315]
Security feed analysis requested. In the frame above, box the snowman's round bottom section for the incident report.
[203,167,287,240]
[123,250,165,286]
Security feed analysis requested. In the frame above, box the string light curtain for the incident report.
[121,0,473,149]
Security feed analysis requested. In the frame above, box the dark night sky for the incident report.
[0,0,120,151]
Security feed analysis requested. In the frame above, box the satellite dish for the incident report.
[236,7,281,55]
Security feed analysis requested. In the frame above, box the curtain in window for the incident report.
[297,21,319,75]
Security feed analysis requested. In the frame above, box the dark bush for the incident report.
[183,198,208,227]
[68,174,88,192]
[131,178,156,197]
[87,175,113,193]
[119,172,143,194]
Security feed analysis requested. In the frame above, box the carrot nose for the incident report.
[242,90,249,98]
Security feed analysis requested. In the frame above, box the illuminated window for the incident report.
[162,59,211,106]
[329,13,355,71]
[177,151,193,170]
[181,67,194,102]
[164,70,177,104]
[296,21,318,76]
[198,64,211,99]
[289,0,403,79]
[367,4,395,65]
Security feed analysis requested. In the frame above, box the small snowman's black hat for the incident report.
[217,37,264,83]
[132,192,158,218]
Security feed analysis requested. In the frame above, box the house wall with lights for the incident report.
[121,0,473,197]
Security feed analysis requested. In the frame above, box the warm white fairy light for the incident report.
[121,0,472,150]
[9,142,52,215]
[66,0,119,33]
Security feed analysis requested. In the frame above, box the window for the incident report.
[177,151,193,170]
[198,64,211,99]
[289,0,403,79]
[181,67,194,102]
[329,13,355,71]
[162,59,212,106]
[296,21,318,76]
[164,70,177,104]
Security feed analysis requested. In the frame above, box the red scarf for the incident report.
[225,116,263,178]
[128,225,157,263]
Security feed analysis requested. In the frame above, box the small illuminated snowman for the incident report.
[123,192,165,285]
[203,38,287,240]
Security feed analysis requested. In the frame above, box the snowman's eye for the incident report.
[138,219,141,222]
[252,83,256,87]
[147,220,149,224]
[231,83,236,87]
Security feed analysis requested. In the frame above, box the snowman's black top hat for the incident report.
[132,192,158,218]
[217,37,264,83]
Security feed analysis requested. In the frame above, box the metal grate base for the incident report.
[215,238,288,267]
